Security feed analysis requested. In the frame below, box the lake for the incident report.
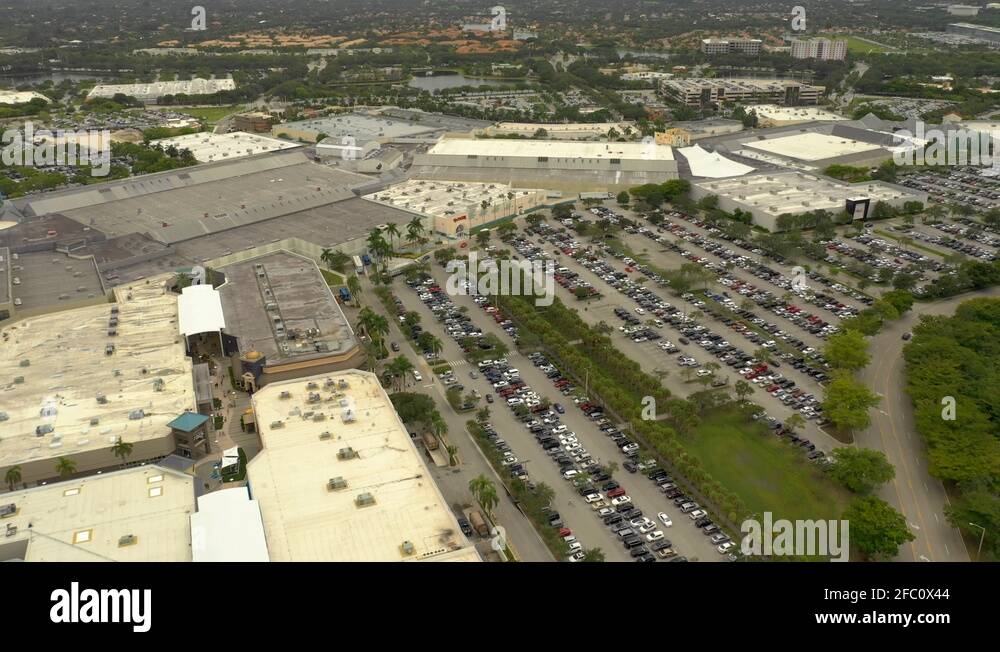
[407,73,517,92]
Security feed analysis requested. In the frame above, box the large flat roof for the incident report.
[677,145,755,178]
[7,251,105,311]
[0,278,195,469]
[363,179,545,218]
[695,172,922,218]
[247,370,481,562]
[427,137,675,161]
[87,78,235,100]
[749,104,847,123]
[190,487,270,562]
[742,132,882,162]
[275,113,442,143]
[217,251,358,363]
[0,465,195,562]
[150,131,300,163]
[20,152,368,244]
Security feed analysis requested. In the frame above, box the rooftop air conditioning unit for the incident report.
[400,540,415,556]
[319,431,332,440]
[270,420,284,429]
[0,504,16,518]
[355,492,376,508]
[118,534,137,547]
[327,477,347,490]
[341,408,356,423]
[279,391,292,399]
[337,447,358,460]
[129,409,145,420]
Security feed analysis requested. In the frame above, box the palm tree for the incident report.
[427,335,444,356]
[384,223,401,254]
[321,248,350,272]
[753,348,773,365]
[446,445,459,467]
[55,457,76,478]
[362,340,380,372]
[347,274,363,307]
[5,465,22,491]
[468,474,498,518]
[112,439,133,467]
[406,217,426,246]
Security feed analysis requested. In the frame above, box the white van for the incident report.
[412,370,423,382]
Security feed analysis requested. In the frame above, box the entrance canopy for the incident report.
[178,284,226,337]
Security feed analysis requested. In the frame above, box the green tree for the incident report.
[112,439,133,467]
[469,474,499,518]
[734,379,754,404]
[822,372,881,431]
[347,274,363,307]
[843,496,914,560]
[616,191,630,206]
[5,465,22,491]
[582,548,606,562]
[476,229,491,246]
[384,222,401,254]
[320,248,351,272]
[824,330,871,372]
[55,456,76,478]
[828,447,896,494]
[783,413,806,435]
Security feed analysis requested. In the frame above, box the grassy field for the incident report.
[320,268,346,286]
[833,34,892,55]
[686,409,851,523]
[176,105,241,125]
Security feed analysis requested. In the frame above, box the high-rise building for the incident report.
[790,38,848,61]
[701,37,762,56]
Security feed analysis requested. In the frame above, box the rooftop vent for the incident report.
[337,447,358,460]
[128,409,145,420]
[338,379,349,389]
[307,392,321,404]
[19,359,30,367]
[312,413,327,422]
[13,377,24,384]
[341,408,356,423]
[0,504,16,518]
[319,431,332,440]
[279,391,292,399]
[400,540,415,556]
[118,534,137,547]
[96,393,108,404]
[90,417,99,426]
[270,420,284,429]
[355,492,376,508]
[306,381,319,390]
[327,476,348,490]
[0,412,8,422]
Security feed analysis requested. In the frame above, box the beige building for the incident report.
[0,465,196,562]
[655,128,692,147]
[247,370,482,562]
[0,277,206,488]
[363,180,547,238]
[790,38,847,61]
[661,78,824,107]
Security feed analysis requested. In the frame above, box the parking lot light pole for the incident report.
[969,522,986,561]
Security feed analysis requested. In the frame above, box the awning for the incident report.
[178,284,226,337]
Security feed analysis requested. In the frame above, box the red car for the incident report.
[607,488,627,499]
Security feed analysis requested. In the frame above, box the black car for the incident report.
[390,342,400,352]
[604,514,623,526]
[457,518,474,537]
[623,461,638,473]
[651,539,673,551]
[602,481,620,492]
[629,544,649,556]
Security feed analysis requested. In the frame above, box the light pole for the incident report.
[969,522,986,561]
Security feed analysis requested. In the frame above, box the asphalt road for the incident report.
[858,285,1000,562]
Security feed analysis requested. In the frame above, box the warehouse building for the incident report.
[690,172,927,231]
[0,278,209,488]
[363,180,547,237]
[947,22,1000,42]
[749,104,848,126]
[477,122,636,140]
[216,251,362,388]
[86,77,235,103]
[411,137,678,192]
[247,370,482,562]
[273,112,444,146]
[661,78,824,107]
[149,131,300,163]
[0,465,196,562]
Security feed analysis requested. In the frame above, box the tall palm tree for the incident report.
[428,335,444,355]
[362,340,380,372]
[468,474,498,518]
[55,456,76,478]
[347,274,362,307]
[321,248,350,272]
[5,465,22,491]
[384,223,401,254]
[406,217,426,246]
[112,439,133,467]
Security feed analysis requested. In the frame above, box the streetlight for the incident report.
[969,523,986,561]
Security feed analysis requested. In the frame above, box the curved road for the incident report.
[858,286,999,562]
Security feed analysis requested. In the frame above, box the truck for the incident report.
[338,287,351,303]
[468,509,489,537]
[421,431,439,451]
[353,255,364,275]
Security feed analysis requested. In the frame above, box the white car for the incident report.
[639,523,657,534]
[717,542,735,554]
[696,369,712,377]
[646,530,664,542]
[584,493,604,504]
[597,507,615,518]
[635,307,646,315]
[568,541,583,553]
[568,551,586,562]
[412,370,423,382]
[658,512,673,527]
[562,469,580,480]
[610,495,633,507]
[689,509,708,520]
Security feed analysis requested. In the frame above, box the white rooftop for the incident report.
[0,278,196,470]
[247,370,481,562]
[748,104,847,123]
[177,283,225,337]
[0,89,51,105]
[86,77,235,100]
[427,137,675,161]
[363,179,545,217]
[190,487,270,562]
[742,132,882,162]
[677,145,755,178]
[0,465,195,562]
[150,131,299,163]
